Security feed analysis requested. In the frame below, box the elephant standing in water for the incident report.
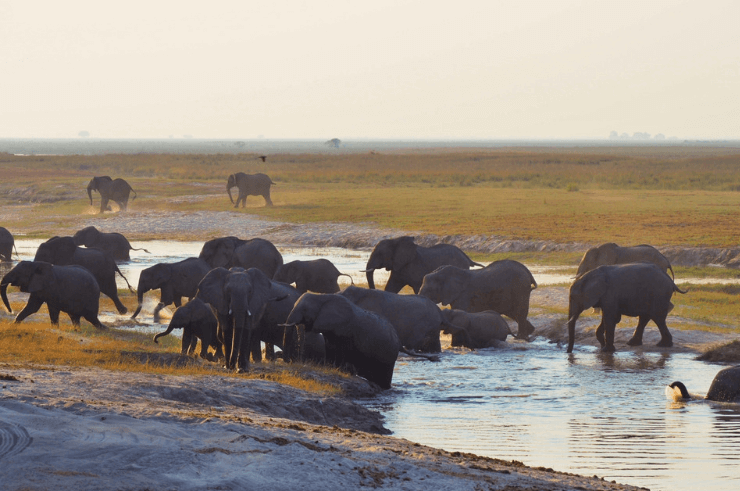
[669,365,740,402]
[419,259,537,339]
[273,258,352,294]
[0,227,16,262]
[153,298,222,361]
[199,236,283,278]
[364,236,483,293]
[87,176,137,213]
[440,309,511,349]
[73,226,149,261]
[227,172,275,207]
[567,263,687,353]
[576,243,674,278]
[1,260,103,328]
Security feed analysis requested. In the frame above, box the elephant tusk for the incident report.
[360,268,375,273]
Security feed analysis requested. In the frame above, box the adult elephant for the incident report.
[440,309,511,349]
[0,226,16,262]
[1,260,103,328]
[199,236,283,278]
[419,260,537,339]
[669,365,740,402]
[283,293,401,389]
[566,263,687,353]
[153,298,222,361]
[576,243,674,279]
[195,267,274,372]
[131,257,212,321]
[34,236,133,314]
[273,258,352,294]
[87,176,137,213]
[364,236,483,293]
[72,226,149,261]
[227,172,275,207]
[339,285,466,353]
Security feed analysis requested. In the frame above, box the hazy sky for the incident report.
[2,1,738,140]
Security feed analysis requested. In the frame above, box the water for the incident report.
[4,239,740,490]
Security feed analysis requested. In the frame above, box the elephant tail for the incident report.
[399,347,440,362]
[114,265,136,294]
[674,283,689,295]
[529,271,538,290]
[338,273,354,285]
[130,184,137,201]
[130,247,151,254]
[469,259,485,268]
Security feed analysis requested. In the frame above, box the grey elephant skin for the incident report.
[34,236,133,314]
[364,236,483,293]
[73,226,149,261]
[1,260,103,328]
[199,236,283,278]
[670,365,740,403]
[441,309,511,349]
[131,257,212,321]
[273,258,351,294]
[87,176,137,213]
[227,172,275,207]
[567,263,687,353]
[0,227,15,262]
[419,259,537,339]
[154,298,223,361]
[339,285,462,353]
[576,243,674,278]
[195,267,274,372]
[284,293,401,389]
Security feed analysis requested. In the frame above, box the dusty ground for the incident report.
[3,208,735,490]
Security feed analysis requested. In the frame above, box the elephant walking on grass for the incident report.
[440,309,511,349]
[199,236,283,278]
[419,259,537,339]
[576,243,674,278]
[73,226,149,261]
[0,227,17,262]
[669,365,740,403]
[153,298,222,361]
[364,236,483,293]
[1,261,103,328]
[273,258,352,294]
[87,176,136,213]
[567,263,687,353]
[227,172,275,207]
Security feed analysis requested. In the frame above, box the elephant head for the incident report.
[226,174,238,204]
[199,237,240,268]
[131,263,172,319]
[86,176,112,205]
[34,237,78,265]
[72,226,101,247]
[272,262,298,285]
[418,265,467,306]
[576,243,619,277]
[364,236,417,289]
[1,261,53,313]
[566,267,608,353]
[284,293,355,338]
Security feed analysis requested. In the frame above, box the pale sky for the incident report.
[1,0,738,140]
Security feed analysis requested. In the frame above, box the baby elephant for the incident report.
[153,298,223,361]
[441,309,511,349]
[272,258,352,294]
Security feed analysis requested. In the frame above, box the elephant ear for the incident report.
[597,243,619,266]
[392,236,418,271]
[195,267,230,314]
[439,268,466,305]
[316,295,355,337]
[149,263,172,287]
[28,263,52,293]
[580,268,608,310]
[246,268,273,309]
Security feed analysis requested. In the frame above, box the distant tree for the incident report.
[325,138,341,148]
[654,133,666,140]
[609,131,619,139]
[620,132,630,139]
[78,130,90,138]
[633,131,651,140]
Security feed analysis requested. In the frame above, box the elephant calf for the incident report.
[273,258,352,294]
[154,298,223,361]
[73,226,149,261]
[0,226,16,262]
[441,309,511,349]
[669,365,740,403]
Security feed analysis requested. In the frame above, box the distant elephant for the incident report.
[72,226,149,261]
[131,257,212,321]
[567,263,687,353]
[283,292,401,389]
[195,267,275,372]
[34,236,133,314]
[1,260,103,328]
[227,172,275,207]
[273,258,352,294]
[153,298,223,361]
[199,236,283,278]
[364,236,483,293]
[0,227,16,262]
[419,259,537,339]
[339,285,467,353]
[440,309,511,349]
[669,365,740,403]
[576,243,674,279]
[87,176,137,213]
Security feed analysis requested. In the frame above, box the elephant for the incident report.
[669,365,740,403]
[418,259,537,339]
[72,226,149,261]
[199,236,283,278]
[283,292,401,389]
[1,260,103,328]
[227,172,275,207]
[364,236,483,293]
[338,285,467,353]
[0,226,16,262]
[131,257,212,321]
[195,267,276,372]
[272,258,352,294]
[153,298,223,361]
[566,263,688,353]
[440,309,511,349]
[87,176,137,213]
[34,236,133,314]
[576,243,674,279]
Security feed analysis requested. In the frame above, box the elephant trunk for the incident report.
[131,286,148,319]
[230,310,251,371]
[153,324,177,344]
[1,280,12,313]
[566,305,582,353]
[227,182,235,204]
[87,185,94,206]
[365,269,376,289]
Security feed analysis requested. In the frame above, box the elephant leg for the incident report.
[601,317,617,352]
[153,302,165,323]
[68,314,82,326]
[99,197,109,214]
[595,320,606,348]
[514,317,534,340]
[83,313,104,329]
[383,274,407,294]
[263,193,273,206]
[182,329,195,355]
[627,316,650,346]
[48,305,61,325]
[14,296,44,324]
[111,295,128,315]
[653,316,674,348]
[264,342,275,362]
[251,338,263,363]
